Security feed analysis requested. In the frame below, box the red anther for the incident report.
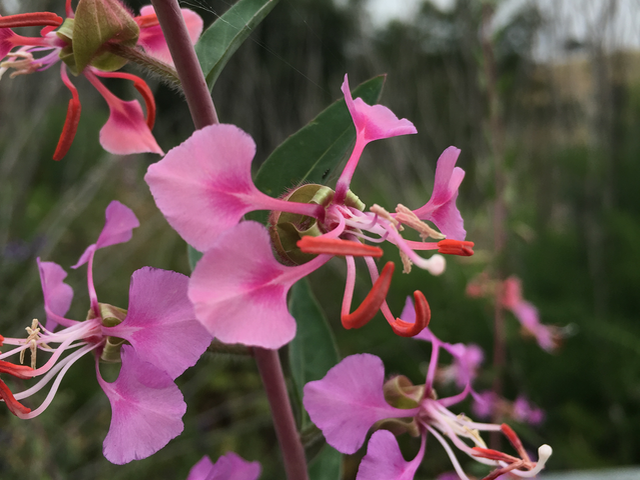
[472,447,519,463]
[40,25,58,36]
[501,423,530,462]
[342,262,394,329]
[53,95,81,161]
[0,12,63,28]
[135,14,160,28]
[389,290,431,337]
[0,360,33,380]
[0,334,4,346]
[437,239,474,256]
[482,461,525,480]
[0,380,30,416]
[298,236,383,258]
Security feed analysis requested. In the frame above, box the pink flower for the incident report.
[472,391,545,427]
[0,3,201,159]
[0,201,211,464]
[303,352,552,480]
[146,75,473,346]
[186,452,261,480]
[501,276,561,352]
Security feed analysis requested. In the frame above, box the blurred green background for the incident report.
[1,0,640,478]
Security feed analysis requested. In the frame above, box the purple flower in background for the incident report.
[303,345,552,480]
[472,391,545,427]
[186,452,261,480]
[0,201,211,464]
[146,75,474,347]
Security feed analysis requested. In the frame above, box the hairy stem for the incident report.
[150,0,218,128]
[105,43,182,88]
[254,347,309,480]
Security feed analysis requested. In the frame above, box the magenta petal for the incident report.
[413,147,466,240]
[186,455,215,480]
[356,430,424,480]
[145,124,269,252]
[189,222,317,348]
[104,267,211,379]
[138,6,202,65]
[303,354,419,455]
[37,258,74,330]
[342,75,417,143]
[73,201,140,268]
[209,452,262,480]
[99,96,163,155]
[98,345,186,464]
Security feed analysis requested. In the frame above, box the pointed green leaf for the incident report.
[195,0,279,91]
[288,278,340,430]
[309,444,342,480]
[73,0,139,72]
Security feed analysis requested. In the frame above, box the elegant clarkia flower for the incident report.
[467,273,564,352]
[186,452,261,480]
[303,349,552,480]
[0,201,211,464]
[0,1,201,159]
[145,74,474,348]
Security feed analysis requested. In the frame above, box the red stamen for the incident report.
[131,78,156,130]
[40,25,58,36]
[0,334,4,346]
[53,95,81,161]
[437,239,474,256]
[482,460,526,480]
[0,380,30,416]
[53,66,81,161]
[501,423,530,462]
[472,447,519,463]
[135,14,160,28]
[342,262,394,329]
[0,360,33,380]
[297,236,383,258]
[0,12,63,28]
[389,290,431,337]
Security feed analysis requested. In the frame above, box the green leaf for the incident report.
[248,75,385,224]
[187,244,203,271]
[195,0,279,91]
[288,278,340,430]
[308,444,342,480]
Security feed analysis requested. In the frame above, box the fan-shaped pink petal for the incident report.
[104,267,211,379]
[356,430,424,480]
[303,354,419,455]
[342,75,417,143]
[73,200,139,268]
[413,147,466,240]
[37,258,74,330]
[189,222,319,349]
[186,455,215,480]
[99,96,163,156]
[98,346,186,464]
[145,124,265,252]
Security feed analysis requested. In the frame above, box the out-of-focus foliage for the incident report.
[1,0,640,478]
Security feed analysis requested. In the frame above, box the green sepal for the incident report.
[383,375,425,409]
[72,0,139,73]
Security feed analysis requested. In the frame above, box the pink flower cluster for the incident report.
[303,302,552,480]
[0,201,211,464]
[145,75,473,349]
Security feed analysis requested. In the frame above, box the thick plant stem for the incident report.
[254,347,309,480]
[150,0,218,128]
